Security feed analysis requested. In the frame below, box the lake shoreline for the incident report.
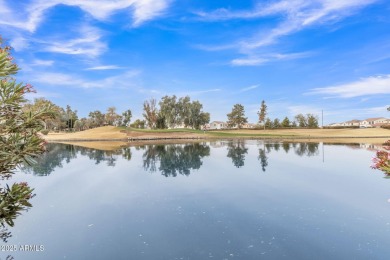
[45,137,389,151]
[42,126,390,149]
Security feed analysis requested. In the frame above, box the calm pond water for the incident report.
[2,140,390,259]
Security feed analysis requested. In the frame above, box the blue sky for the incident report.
[1,0,390,125]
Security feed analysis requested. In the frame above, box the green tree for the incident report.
[142,98,158,129]
[156,113,167,129]
[257,100,267,130]
[227,104,248,129]
[88,110,105,127]
[130,119,146,129]
[198,112,210,130]
[64,105,78,130]
[0,37,54,241]
[291,121,297,128]
[273,118,281,128]
[306,113,319,128]
[122,109,132,126]
[265,117,272,129]
[23,98,62,131]
[105,107,119,126]
[281,116,290,128]
[177,96,191,126]
[295,114,307,127]
[74,119,83,131]
[186,100,210,129]
[294,113,318,128]
[159,95,179,128]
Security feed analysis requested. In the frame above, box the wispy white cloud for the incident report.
[175,88,221,97]
[309,75,390,98]
[196,0,377,56]
[231,58,268,66]
[239,85,259,92]
[85,65,123,71]
[192,43,236,52]
[0,0,11,15]
[188,88,221,95]
[132,0,171,27]
[231,52,312,66]
[42,25,107,57]
[32,59,54,66]
[9,36,29,51]
[32,72,85,86]
[31,70,141,89]
[0,0,171,33]
[83,71,141,89]
[16,58,54,72]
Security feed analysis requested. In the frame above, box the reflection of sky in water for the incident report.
[4,141,390,259]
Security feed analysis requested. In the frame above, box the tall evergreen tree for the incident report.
[265,118,272,129]
[306,114,319,128]
[273,118,281,128]
[281,116,290,128]
[257,100,267,130]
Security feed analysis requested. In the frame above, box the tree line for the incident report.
[25,95,321,133]
[226,100,319,129]
[142,96,210,130]
[23,99,138,132]
[24,94,212,132]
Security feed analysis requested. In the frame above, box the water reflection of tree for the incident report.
[21,144,133,176]
[258,142,320,172]
[262,142,319,157]
[293,143,319,157]
[258,148,268,172]
[20,144,76,176]
[226,141,248,168]
[282,142,290,153]
[142,143,210,177]
[1,183,34,243]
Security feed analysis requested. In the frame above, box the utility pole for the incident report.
[322,110,323,128]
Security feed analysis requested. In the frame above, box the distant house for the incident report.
[242,123,256,129]
[360,117,390,128]
[209,121,227,130]
[327,122,342,127]
[372,118,390,128]
[327,117,390,128]
[341,119,361,126]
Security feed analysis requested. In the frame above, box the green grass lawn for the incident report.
[119,127,296,137]
[119,127,204,134]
